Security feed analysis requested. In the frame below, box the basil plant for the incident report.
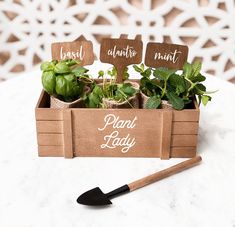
[41,59,91,102]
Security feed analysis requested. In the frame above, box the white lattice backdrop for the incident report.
[0,0,235,82]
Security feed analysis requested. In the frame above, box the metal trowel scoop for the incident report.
[77,156,202,206]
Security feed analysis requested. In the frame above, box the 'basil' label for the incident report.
[145,42,188,69]
[51,40,94,66]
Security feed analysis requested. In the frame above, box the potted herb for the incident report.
[40,59,92,108]
[85,67,139,108]
[133,62,214,110]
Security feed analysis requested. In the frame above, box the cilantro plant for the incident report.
[85,67,137,108]
[133,62,215,110]
[40,59,92,102]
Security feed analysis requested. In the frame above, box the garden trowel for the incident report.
[77,156,202,206]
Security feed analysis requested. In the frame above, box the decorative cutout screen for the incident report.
[0,0,234,82]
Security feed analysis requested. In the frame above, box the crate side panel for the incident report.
[172,122,198,135]
[173,110,199,122]
[38,145,64,157]
[171,135,198,147]
[171,147,196,158]
[35,109,63,120]
[36,121,63,133]
[37,134,64,146]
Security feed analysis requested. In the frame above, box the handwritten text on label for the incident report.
[154,50,182,63]
[107,45,137,59]
[98,114,137,153]
[60,46,85,60]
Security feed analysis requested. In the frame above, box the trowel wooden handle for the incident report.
[128,156,202,192]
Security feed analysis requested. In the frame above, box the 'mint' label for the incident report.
[145,42,188,69]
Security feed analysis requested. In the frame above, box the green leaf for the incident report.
[123,67,129,80]
[72,66,89,77]
[142,67,152,77]
[166,91,184,110]
[118,83,136,96]
[201,95,211,106]
[86,85,103,108]
[140,63,145,71]
[193,83,206,95]
[87,93,100,107]
[191,73,206,83]
[169,74,186,95]
[40,61,55,72]
[153,67,176,81]
[41,71,56,95]
[63,59,79,66]
[54,62,71,74]
[55,74,83,99]
[98,70,104,78]
[133,65,143,73]
[92,85,103,97]
[146,96,161,109]
[192,61,202,77]
[183,62,192,79]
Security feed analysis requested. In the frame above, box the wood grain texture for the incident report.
[73,109,162,157]
[171,135,198,147]
[128,156,202,191]
[160,110,172,159]
[172,109,199,122]
[100,36,143,83]
[37,134,63,146]
[63,109,73,158]
[171,147,196,158]
[172,122,198,135]
[145,42,188,69]
[35,108,63,120]
[36,121,63,133]
[35,88,200,158]
[51,40,94,66]
[38,145,64,157]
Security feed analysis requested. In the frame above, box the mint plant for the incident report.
[133,61,214,110]
[41,59,92,102]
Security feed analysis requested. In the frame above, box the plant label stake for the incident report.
[77,156,202,206]
[100,35,143,83]
[145,42,188,69]
[51,36,95,66]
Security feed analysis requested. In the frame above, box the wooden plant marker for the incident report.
[145,42,188,69]
[100,35,143,83]
[51,36,95,66]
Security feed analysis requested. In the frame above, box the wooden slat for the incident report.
[36,90,49,108]
[36,121,63,133]
[172,122,198,135]
[160,111,172,159]
[63,110,73,158]
[171,135,198,147]
[37,134,63,146]
[171,147,196,158]
[173,110,199,122]
[38,146,64,157]
[35,108,63,120]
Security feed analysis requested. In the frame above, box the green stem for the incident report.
[161,80,167,98]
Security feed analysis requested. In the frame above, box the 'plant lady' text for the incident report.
[98,114,137,153]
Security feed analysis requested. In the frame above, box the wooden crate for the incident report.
[35,85,199,159]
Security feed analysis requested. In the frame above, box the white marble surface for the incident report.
[0,62,235,227]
